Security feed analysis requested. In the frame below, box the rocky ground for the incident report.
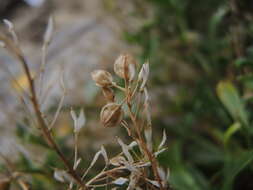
[0,0,141,158]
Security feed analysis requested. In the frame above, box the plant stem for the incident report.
[18,56,87,189]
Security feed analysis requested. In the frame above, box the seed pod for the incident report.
[114,54,136,81]
[100,103,123,128]
[91,70,113,87]
[102,87,115,102]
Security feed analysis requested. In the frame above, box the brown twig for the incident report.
[0,34,87,189]
[123,75,166,190]
[19,56,87,189]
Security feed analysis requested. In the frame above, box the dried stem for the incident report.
[127,103,166,190]
[6,45,88,189]
[124,77,166,189]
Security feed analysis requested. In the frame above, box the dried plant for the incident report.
[0,18,170,190]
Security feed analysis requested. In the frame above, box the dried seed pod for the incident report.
[91,70,113,87]
[100,103,123,128]
[102,87,115,102]
[114,54,136,81]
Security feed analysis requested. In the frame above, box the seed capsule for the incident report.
[100,103,123,128]
[102,87,115,102]
[114,54,136,81]
[91,70,113,87]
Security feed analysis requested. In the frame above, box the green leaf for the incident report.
[163,142,209,190]
[216,81,249,129]
[223,122,241,146]
[209,7,227,38]
[234,58,252,67]
[222,150,253,190]
[238,74,253,90]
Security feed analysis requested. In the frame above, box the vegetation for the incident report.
[123,0,253,189]
[1,0,253,189]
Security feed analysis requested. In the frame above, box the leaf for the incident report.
[209,7,227,38]
[73,158,82,170]
[163,142,210,190]
[222,150,253,190]
[138,62,149,91]
[53,169,72,183]
[43,16,54,45]
[100,145,109,165]
[144,125,153,152]
[70,109,86,133]
[113,177,128,185]
[53,169,65,182]
[82,150,101,179]
[158,130,167,150]
[127,171,139,190]
[216,81,249,129]
[76,109,86,132]
[117,138,134,164]
[223,122,241,146]
[128,141,137,149]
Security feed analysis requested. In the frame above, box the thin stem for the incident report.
[126,100,166,190]
[38,44,48,104]
[112,82,126,92]
[74,133,78,169]
[86,166,126,186]
[18,56,87,189]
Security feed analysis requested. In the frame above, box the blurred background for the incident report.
[1,0,253,189]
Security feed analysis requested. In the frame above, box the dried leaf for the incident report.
[155,148,167,157]
[3,19,14,30]
[128,141,137,149]
[144,126,152,152]
[113,177,128,185]
[146,179,160,188]
[73,158,82,170]
[82,150,101,179]
[122,159,137,172]
[70,109,77,122]
[138,62,149,91]
[127,171,139,190]
[158,130,167,150]
[158,167,166,181]
[88,150,101,170]
[54,169,68,183]
[144,88,152,126]
[3,19,18,44]
[117,138,134,163]
[76,109,86,132]
[101,145,109,165]
[70,109,86,133]
[44,16,54,45]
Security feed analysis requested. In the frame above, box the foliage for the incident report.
[124,0,253,189]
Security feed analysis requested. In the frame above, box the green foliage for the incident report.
[217,81,249,129]
[126,0,253,189]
